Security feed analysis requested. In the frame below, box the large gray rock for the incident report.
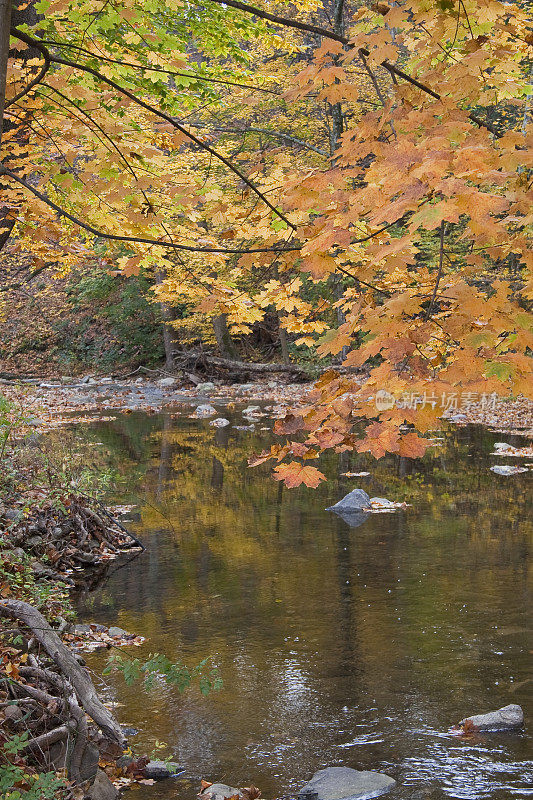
[86,769,118,800]
[326,489,371,513]
[201,784,244,800]
[460,703,524,731]
[143,760,184,780]
[298,767,396,800]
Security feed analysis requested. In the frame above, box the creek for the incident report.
[69,405,532,799]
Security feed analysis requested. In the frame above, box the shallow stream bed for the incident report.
[72,407,532,800]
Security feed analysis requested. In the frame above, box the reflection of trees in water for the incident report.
[73,410,532,794]
[78,411,531,685]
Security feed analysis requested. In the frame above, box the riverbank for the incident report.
[0,415,177,799]
[1,376,532,438]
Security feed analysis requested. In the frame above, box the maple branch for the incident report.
[0,166,300,254]
[424,221,446,322]
[10,27,296,231]
[5,51,50,109]
[195,125,328,156]
[201,0,499,137]
[203,0,347,44]
[37,39,280,95]
[336,263,391,296]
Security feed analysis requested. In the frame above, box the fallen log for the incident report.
[178,350,309,375]
[0,599,126,746]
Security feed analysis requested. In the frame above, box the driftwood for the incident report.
[0,598,126,746]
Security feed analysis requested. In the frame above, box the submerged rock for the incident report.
[326,489,371,512]
[459,703,524,731]
[143,760,184,780]
[210,417,230,427]
[298,766,396,800]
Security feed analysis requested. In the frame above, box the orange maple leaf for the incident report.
[272,461,326,488]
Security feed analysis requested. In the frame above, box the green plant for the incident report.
[104,652,223,695]
[0,734,68,800]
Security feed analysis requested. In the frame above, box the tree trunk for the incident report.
[0,0,10,150]
[213,313,238,359]
[278,321,291,364]
[154,270,180,369]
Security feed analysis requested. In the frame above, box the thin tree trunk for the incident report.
[154,270,180,369]
[278,322,291,364]
[213,313,238,359]
[0,0,10,150]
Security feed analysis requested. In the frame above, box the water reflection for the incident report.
[72,408,532,800]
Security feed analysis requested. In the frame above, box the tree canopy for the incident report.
[0,0,531,482]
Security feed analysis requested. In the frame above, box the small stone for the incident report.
[108,626,129,638]
[243,405,261,414]
[74,623,92,635]
[237,383,254,392]
[26,535,43,549]
[459,703,524,731]
[196,381,216,394]
[60,376,74,384]
[194,404,217,418]
[327,489,371,513]
[158,377,177,387]
[210,418,230,427]
[143,760,184,780]
[298,767,396,800]
[491,465,528,475]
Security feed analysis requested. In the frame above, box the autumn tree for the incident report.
[0,0,531,478]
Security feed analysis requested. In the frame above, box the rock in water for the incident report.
[201,784,244,800]
[369,497,396,508]
[460,704,524,731]
[326,489,371,512]
[298,767,396,800]
[143,760,184,780]
[158,377,176,387]
[195,404,217,418]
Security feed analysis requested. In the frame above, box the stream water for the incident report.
[71,404,532,800]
